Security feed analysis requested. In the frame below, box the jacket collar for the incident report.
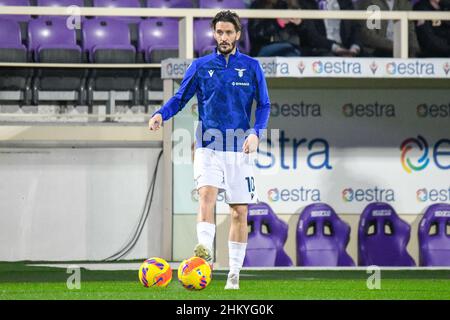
[215,47,241,58]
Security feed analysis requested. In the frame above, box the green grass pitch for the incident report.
[0,262,449,300]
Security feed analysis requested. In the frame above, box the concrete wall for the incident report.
[0,125,165,262]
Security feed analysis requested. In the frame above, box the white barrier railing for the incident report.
[0,6,450,59]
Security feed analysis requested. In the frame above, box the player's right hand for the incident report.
[148,113,163,131]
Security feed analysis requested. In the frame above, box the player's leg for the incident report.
[221,151,257,289]
[192,147,226,265]
[194,185,218,265]
[225,203,248,290]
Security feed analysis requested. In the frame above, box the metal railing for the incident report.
[0,6,449,60]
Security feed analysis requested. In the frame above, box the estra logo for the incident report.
[416,188,428,202]
[342,102,396,118]
[416,188,450,202]
[400,135,450,173]
[165,61,191,77]
[268,188,279,202]
[342,188,353,202]
[342,187,395,202]
[267,187,321,202]
[312,60,362,75]
[416,103,450,118]
[385,61,435,76]
[270,102,322,118]
[312,61,322,74]
[400,135,430,173]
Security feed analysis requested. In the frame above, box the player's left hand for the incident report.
[243,134,259,154]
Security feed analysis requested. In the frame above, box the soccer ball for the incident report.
[177,257,212,290]
[138,257,172,288]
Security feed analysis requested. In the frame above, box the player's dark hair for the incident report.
[211,10,242,33]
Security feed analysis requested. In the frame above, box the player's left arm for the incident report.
[243,61,270,153]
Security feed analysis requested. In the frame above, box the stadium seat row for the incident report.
[0,0,251,57]
[0,17,164,105]
[245,202,450,267]
[0,15,250,105]
[0,0,253,106]
[0,0,248,15]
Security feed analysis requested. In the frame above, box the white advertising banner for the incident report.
[162,57,450,79]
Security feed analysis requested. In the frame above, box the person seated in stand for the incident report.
[249,0,339,57]
[414,0,450,57]
[355,0,421,57]
[249,0,305,56]
[298,0,363,57]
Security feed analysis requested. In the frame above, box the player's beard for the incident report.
[217,39,237,55]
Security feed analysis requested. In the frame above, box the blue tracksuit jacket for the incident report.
[154,48,271,152]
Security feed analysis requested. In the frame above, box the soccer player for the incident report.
[148,10,270,290]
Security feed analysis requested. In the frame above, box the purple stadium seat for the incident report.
[139,18,179,101]
[358,202,416,266]
[0,18,32,104]
[243,202,293,267]
[93,0,144,46]
[198,0,245,8]
[83,18,136,63]
[28,18,85,104]
[419,203,450,266]
[296,203,355,266]
[0,0,31,22]
[194,19,216,57]
[0,18,26,51]
[28,18,82,62]
[138,18,178,62]
[35,0,86,43]
[82,18,140,105]
[146,0,193,7]
[93,0,143,23]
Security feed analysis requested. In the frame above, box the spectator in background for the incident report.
[249,0,340,57]
[248,0,305,56]
[298,0,363,57]
[414,0,450,57]
[355,0,420,57]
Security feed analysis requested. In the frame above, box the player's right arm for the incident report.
[148,60,198,131]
